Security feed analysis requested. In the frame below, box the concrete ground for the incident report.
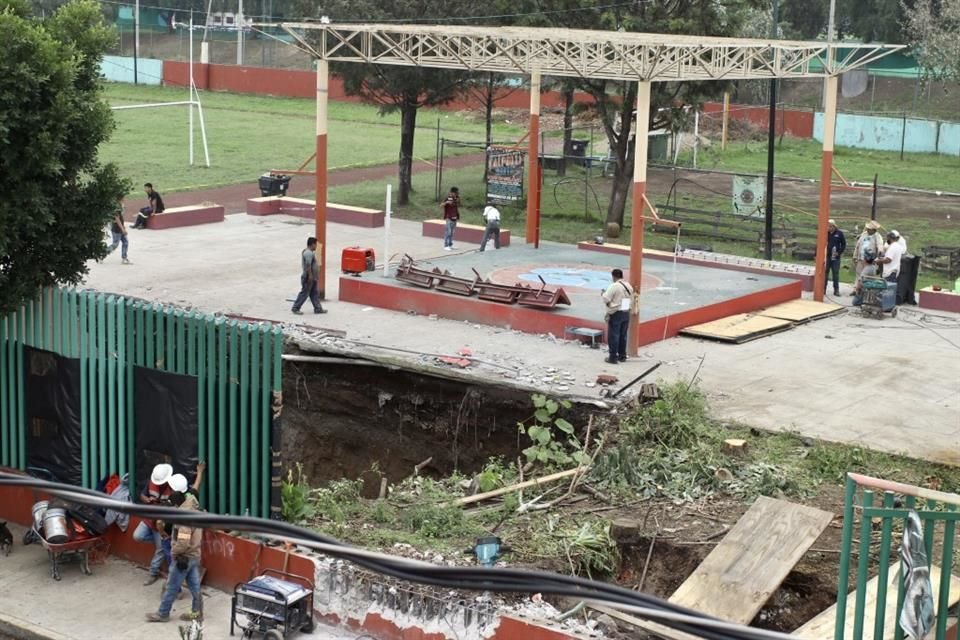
[83,213,960,465]
[0,523,354,640]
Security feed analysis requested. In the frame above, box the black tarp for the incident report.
[134,366,199,492]
[897,255,920,305]
[23,347,83,485]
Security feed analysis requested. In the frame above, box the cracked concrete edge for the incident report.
[0,613,74,640]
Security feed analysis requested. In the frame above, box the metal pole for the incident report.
[189,15,194,166]
[526,67,541,246]
[822,0,836,110]
[870,173,878,221]
[900,113,907,161]
[764,79,776,260]
[133,0,140,85]
[813,75,839,302]
[236,0,243,65]
[315,60,329,298]
[383,184,392,277]
[721,92,730,151]
[693,109,700,169]
[627,81,652,356]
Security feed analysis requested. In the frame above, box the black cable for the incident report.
[0,474,793,640]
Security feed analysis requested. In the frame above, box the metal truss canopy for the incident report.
[279,23,903,82]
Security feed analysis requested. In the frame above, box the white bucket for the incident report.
[42,508,69,544]
[31,501,49,531]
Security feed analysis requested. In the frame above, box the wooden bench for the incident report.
[246,197,384,228]
[421,219,511,247]
[146,203,225,230]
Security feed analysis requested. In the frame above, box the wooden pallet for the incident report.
[759,299,844,324]
[680,313,794,343]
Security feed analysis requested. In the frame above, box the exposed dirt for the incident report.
[280,358,599,491]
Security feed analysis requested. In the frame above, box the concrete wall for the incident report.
[701,101,815,138]
[101,55,164,85]
[813,112,960,156]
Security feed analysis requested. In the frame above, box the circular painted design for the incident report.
[488,264,662,293]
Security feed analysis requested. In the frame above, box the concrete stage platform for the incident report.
[339,243,802,346]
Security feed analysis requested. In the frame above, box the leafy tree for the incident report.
[293,0,476,205]
[460,72,523,185]
[902,0,960,81]
[0,0,129,314]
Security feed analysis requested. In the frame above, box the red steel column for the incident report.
[526,68,541,246]
[813,75,838,302]
[315,60,329,298]
[628,81,652,356]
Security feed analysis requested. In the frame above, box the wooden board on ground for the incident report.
[795,563,960,640]
[759,299,845,323]
[680,313,793,343]
[670,496,834,624]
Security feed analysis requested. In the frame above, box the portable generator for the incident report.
[341,247,376,276]
[230,570,314,638]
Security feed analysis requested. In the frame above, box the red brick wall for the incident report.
[163,60,594,110]
[701,101,814,138]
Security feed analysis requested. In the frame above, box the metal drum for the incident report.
[32,501,49,531]
[42,508,69,544]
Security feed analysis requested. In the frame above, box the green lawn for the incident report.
[100,84,524,194]
[680,138,960,192]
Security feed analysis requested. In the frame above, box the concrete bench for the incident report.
[146,203,225,230]
[247,197,384,227]
[421,219,511,247]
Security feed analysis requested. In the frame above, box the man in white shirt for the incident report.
[877,231,905,282]
[480,202,502,252]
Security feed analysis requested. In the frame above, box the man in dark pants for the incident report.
[601,268,633,364]
[133,183,165,229]
[825,219,846,296]
[291,237,327,315]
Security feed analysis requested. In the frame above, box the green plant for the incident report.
[518,395,589,467]
[312,478,364,525]
[625,383,711,450]
[281,463,316,524]
[476,457,517,493]
[552,518,619,578]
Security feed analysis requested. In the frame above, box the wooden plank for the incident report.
[670,496,833,624]
[680,313,794,344]
[759,299,845,323]
[795,563,960,640]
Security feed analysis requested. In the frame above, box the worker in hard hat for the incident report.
[134,463,174,586]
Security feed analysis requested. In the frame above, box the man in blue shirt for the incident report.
[825,219,846,296]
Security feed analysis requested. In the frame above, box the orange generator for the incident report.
[341,247,376,275]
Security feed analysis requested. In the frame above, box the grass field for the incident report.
[101,84,524,194]
[678,138,960,192]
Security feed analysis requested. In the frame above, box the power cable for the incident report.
[0,473,795,640]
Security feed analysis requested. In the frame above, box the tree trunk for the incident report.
[483,72,495,191]
[559,86,574,177]
[604,84,638,230]
[398,101,418,205]
[607,160,632,231]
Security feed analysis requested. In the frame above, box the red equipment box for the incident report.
[341,247,376,275]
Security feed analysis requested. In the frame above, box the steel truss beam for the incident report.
[277,23,903,82]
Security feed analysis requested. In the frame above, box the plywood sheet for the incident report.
[795,563,960,640]
[760,299,845,323]
[680,313,793,343]
[670,496,834,624]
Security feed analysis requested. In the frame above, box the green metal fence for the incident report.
[836,473,960,640]
[0,288,282,518]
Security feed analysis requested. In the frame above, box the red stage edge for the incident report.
[339,276,802,347]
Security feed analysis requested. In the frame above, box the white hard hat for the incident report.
[168,474,188,493]
[151,463,173,486]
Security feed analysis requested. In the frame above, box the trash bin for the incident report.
[569,139,588,166]
[896,254,920,305]
[258,174,291,197]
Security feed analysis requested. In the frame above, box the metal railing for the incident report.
[836,473,960,640]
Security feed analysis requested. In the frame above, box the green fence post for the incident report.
[852,490,875,640]
[145,303,155,371]
[96,294,107,481]
[205,315,216,512]
[872,491,896,640]
[192,312,205,506]
[259,325,272,518]
[217,318,227,515]
[923,499,939,560]
[228,321,239,515]
[835,475,857,640]
[270,326,283,520]
[116,297,127,478]
[239,324,250,514]
[43,289,52,350]
[79,293,90,487]
[0,315,8,467]
[250,326,262,518]
[106,296,117,475]
[936,505,957,640]
[154,303,164,371]
[131,301,145,487]
[173,309,184,375]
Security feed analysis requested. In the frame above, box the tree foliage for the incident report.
[902,0,960,81]
[0,0,129,314]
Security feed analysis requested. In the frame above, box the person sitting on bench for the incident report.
[133,182,165,229]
